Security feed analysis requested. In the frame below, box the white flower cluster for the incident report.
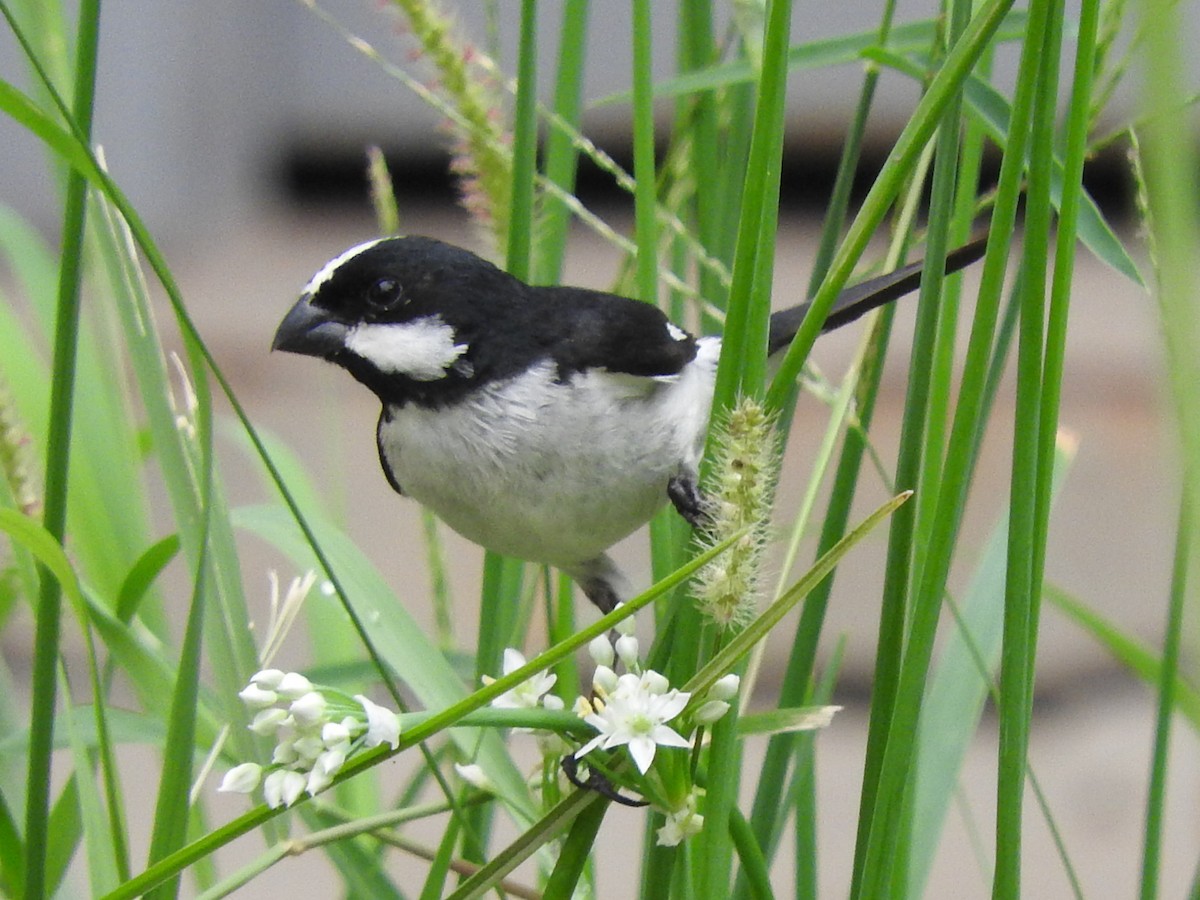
[478,609,742,846]
[218,669,402,808]
[570,615,740,779]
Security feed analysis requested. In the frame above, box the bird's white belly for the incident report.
[378,357,713,568]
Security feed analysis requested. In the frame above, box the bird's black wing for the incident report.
[535,286,699,379]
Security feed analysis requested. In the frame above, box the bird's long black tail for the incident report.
[767,236,988,355]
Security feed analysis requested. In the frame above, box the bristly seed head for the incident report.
[692,397,779,629]
[0,379,39,517]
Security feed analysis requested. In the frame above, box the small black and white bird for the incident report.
[273,236,984,613]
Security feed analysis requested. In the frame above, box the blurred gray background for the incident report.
[2,1,1196,897]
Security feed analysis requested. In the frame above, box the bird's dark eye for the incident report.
[366,277,403,310]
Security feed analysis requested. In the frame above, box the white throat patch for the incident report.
[345,316,468,381]
[303,239,384,295]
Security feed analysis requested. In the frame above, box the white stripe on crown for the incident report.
[302,238,385,296]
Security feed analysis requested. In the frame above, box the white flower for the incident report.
[575,671,692,774]
[222,669,405,807]
[657,791,704,846]
[356,694,402,749]
[217,763,262,794]
[488,649,557,710]
[263,769,307,809]
[592,664,619,696]
[289,691,327,726]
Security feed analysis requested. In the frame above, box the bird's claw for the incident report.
[668,475,710,531]
[560,754,648,808]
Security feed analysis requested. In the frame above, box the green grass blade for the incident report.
[93,186,262,781]
[43,778,81,897]
[542,795,607,897]
[908,435,1077,895]
[806,0,896,291]
[1045,586,1200,729]
[728,807,773,900]
[0,786,24,896]
[144,514,211,900]
[852,4,970,883]
[765,0,1016,413]
[864,47,1142,286]
[742,305,893,866]
[532,0,589,285]
[22,1,101,893]
[631,0,658,308]
[851,1,1045,890]
[505,0,537,281]
[115,536,180,624]
[711,0,793,406]
[59,677,120,895]
[445,791,600,900]
[593,14,1029,106]
[1140,501,1190,899]
[995,6,1065,895]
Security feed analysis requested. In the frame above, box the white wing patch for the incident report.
[666,322,689,342]
[345,316,468,381]
[302,238,384,295]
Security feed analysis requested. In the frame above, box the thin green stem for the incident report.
[808,0,898,291]
[505,0,538,281]
[994,6,1063,896]
[1140,504,1189,900]
[852,0,1046,891]
[851,40,966,900]
[542,795,607,897]
[631,0,658,307]
[23,3,101,898]
[532,0,589,285]
[765,0,1014,414]
[712,0,793,405]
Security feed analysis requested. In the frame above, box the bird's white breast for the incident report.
[378,338,719,569]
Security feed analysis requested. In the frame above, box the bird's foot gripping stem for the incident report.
[668,474,710,531]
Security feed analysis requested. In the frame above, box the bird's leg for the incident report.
[667,473,710,530]
[568,554,630,614]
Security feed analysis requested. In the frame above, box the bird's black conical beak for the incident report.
[272,293,349,357]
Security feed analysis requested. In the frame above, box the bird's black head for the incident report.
[273,236,524,405]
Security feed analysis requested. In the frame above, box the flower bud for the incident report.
[276,672,314,700]
[237,683,277,709]
[588,635,615,668]
[709,674,741,702]
[217,762,262,794]
[615,634,640,669]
